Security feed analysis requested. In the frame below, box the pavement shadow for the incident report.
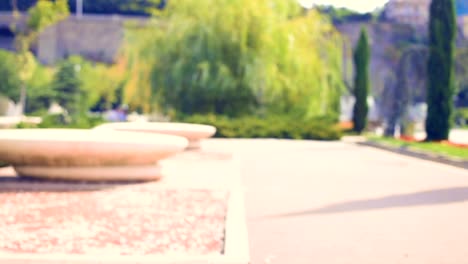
[273,187,468,217]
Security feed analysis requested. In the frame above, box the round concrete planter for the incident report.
[0,129,188,181]
[0,116,42,129]
[94,122,217,149]
[0,116,21,129]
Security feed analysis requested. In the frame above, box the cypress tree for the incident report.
[352,28,370,134]
[425,0,457,141]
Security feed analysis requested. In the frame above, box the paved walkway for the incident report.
[205,139,468,264]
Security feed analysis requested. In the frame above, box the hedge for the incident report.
[16,113,105,129]
[178,115,343,141]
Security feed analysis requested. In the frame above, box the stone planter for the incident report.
[0,129,188,181]
[0,117,21,129]
[94,122,217,149]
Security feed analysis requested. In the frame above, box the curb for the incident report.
[358,141,468,170]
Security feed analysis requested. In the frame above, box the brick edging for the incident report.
[357,141,468,170]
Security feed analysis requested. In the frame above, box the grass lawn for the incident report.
[368,137,468,160]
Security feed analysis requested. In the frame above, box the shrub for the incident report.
[0,161,9,168]
[47,114,104,129]
[0,50,21,102]
[52,58,84,117]
[179,115,342,141]
[25,64,55,114]
[17,113,105,129]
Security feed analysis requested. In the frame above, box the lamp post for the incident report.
[76,0,83,19]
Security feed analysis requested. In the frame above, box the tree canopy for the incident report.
[139,0,344,118]
[0,50,21,102]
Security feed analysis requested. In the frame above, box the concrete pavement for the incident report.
[204,139,468,264]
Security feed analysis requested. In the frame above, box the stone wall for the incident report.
[459,16,468,39]
[336,22,418,97]
[384,0,430,27]
[38,16,126,65]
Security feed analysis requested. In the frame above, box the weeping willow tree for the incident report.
[140,0,345,119]
[120,22,157,113]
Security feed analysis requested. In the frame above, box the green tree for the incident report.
[144,0,344,118]
[25,64,55,114]
[425,0,457,141]
[53,59,83,116]
[10,0,69,114]
[352,28,370,134]
[0,50,21,102]
[27,0,69,32]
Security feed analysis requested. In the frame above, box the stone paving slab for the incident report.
[203,139,468,264]
[0,145,249,264]
[0,187,227,255]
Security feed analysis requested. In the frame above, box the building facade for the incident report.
[384,0,468,38]
[384,0,431,27]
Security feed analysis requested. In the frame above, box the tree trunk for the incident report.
[19,82,26,115]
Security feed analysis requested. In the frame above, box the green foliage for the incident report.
[369,136,468,160]
[352,28,370,134]
[78,60,122,111]
[9,0,69,116]
[27,0,69,32]
[0,50,21,102]
[179,114,343,141]
[316,5,374,24]
[455,107,468,125]
[52,56,122,115]
[25,63,54,113]
[121,25,156,113]
[146,0,344,118]
[16,121,39,129]
[426,0,457,141]
[17,113,105,129]
[36,113,104,129]
[52,57,84,116]
[13,0,69,54]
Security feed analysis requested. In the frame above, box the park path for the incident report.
[205,139,468,264]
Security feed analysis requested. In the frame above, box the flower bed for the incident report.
[398,135,468,149]
[368,136,468,160]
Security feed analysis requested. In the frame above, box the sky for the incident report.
[298,0,390,13]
